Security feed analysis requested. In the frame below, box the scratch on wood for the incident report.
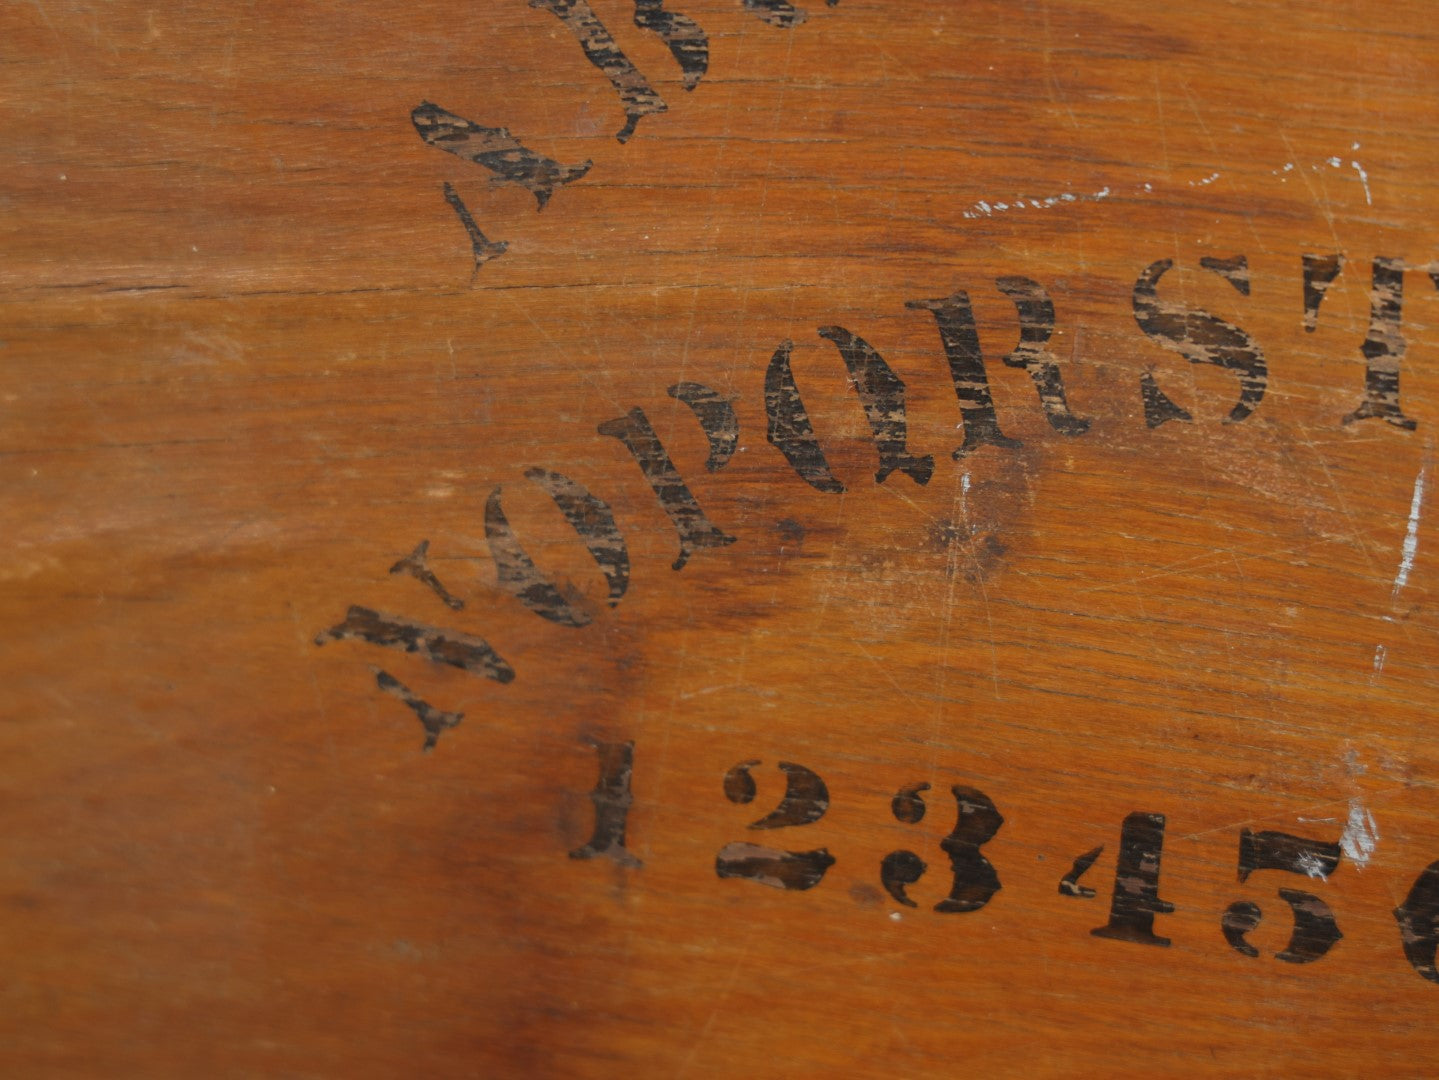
[1392,461,1426,600]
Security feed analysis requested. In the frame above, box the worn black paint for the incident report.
[907,292,1023,458]
[524,467,631,608]
[1091,812,1174,947]
[598,406,737,570]
[667,382,738,472]
[995,276,1091,437]
[1139,369,1193,428]
[934,785,1004,913]
[441,182,507,275]
[1273,888,1343,964]
[315,605,515,683]
[570,740,643,867]
[1229,833,1343,961]
[715,842,835,889]
[634,0,708,90]
[891,781,930,825]
[374,668,464,752]
[741,0,809,27]
[411,103,592,210]
[1237,829,1341,883]
[390,539,465,611]
[764,338,845,493]
[1058,845,1103,898]
[530,0,668,142]
[746,761,829,830]
[817,325,934,485]
[880,850,927,908]
[485,486,594,627]
[1344,256,1418,429]
[723,759,761,804]
[1301,252,1344,332]
[1221,900,1263,957]
[1394,859,1439,983]
[1199,255,1251,296]
[1132,258,1267,423]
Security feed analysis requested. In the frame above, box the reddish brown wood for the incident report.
[4,1,1439,1075]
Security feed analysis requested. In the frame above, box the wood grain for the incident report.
[4,1,1439,1075]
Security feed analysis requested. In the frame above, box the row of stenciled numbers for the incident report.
[570,743,1439,986]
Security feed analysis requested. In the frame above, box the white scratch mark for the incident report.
[1339,800,1379,870]
[1351,160,1372,205]
[962,186,1105,219]
[1373,644,1387,672]
[1296,850,1330,880]
[1392,463,1425,600]
[960,144,1372,224]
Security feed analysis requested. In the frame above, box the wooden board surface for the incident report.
[5,1,1439,1075]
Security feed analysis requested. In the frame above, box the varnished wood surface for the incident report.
[5,1,1439,1075]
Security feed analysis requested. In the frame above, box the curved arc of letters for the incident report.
[331,256,1430,669]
